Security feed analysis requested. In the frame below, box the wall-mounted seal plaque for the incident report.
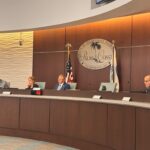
[78,39,113,70]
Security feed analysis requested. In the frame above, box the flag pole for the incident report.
[65,43,72,60]
[112,40,115,83]
[65,43,72,83]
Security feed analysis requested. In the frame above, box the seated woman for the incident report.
[27,76,39,89]
[54,74,70,90]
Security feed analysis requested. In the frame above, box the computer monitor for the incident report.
[96,0,115,4]
[0,79,10,89]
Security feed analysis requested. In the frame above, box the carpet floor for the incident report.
[0,136,78,150]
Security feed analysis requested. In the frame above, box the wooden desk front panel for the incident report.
[136,108,150,150]
[108,105,135,150]
[0,97,19,129]
[50,100,107,145]
[50,100,80,138]
[20,98,50,132]
[0,94,150,150]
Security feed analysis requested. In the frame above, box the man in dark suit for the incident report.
[55,74,70,90]
[144,75,150,93]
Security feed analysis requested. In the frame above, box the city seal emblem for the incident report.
[78,39,113,70]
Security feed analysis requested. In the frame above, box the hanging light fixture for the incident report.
[19,32,23,46]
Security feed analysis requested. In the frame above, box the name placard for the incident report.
[92,95,102,99]
[2,91,11,95]
[122,97,131,102]
[33,87,41,90]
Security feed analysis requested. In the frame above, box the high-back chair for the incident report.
[99,82,116,92]
[35,82,46,89]
[68,82,77,90]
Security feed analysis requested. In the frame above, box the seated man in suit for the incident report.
[144,75,150,93]
[26,76,39,89]
[55,74,70,90]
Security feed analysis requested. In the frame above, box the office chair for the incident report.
[68,82,77,90]
[35,82,46,89]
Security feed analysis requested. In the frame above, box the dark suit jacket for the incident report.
[54,82,70,90]
[146,87,150,94]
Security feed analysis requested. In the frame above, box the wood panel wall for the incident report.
[33,12,150,91]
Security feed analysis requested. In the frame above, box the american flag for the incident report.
[65,54,74,83]
[65,43,74,83]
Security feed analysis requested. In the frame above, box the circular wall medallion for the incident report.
[78,39,113,70]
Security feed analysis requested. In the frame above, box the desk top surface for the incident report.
[0,91,150,109]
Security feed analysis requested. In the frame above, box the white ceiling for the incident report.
[0,0,149,32]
